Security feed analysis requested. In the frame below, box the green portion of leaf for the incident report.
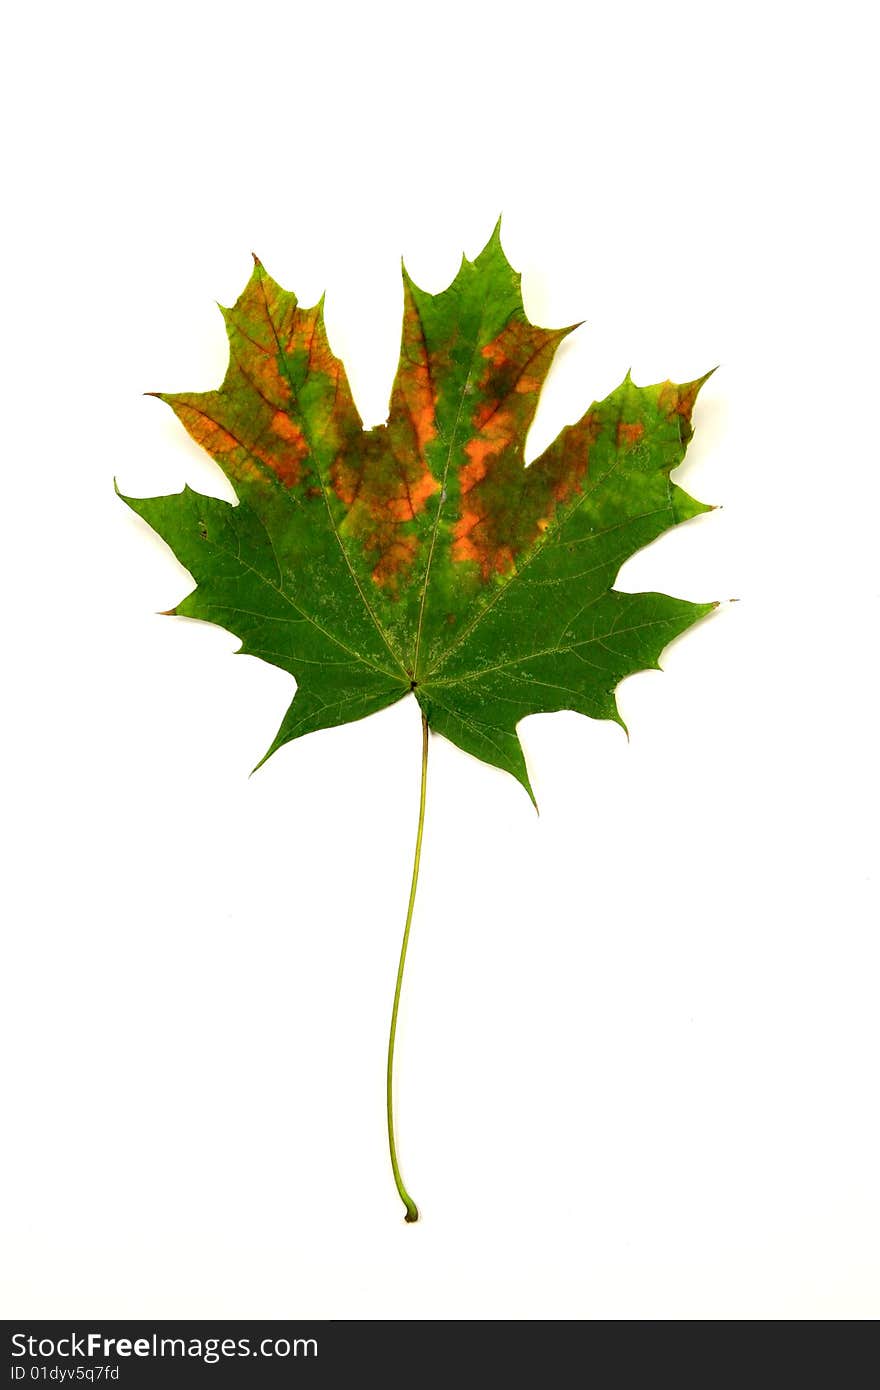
[117,483,409,764]
[122,224,715,793]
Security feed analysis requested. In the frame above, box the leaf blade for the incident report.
[123,227,716,791]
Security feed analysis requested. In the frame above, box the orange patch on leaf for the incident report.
[179,399,311,490]
[403,466,440,517]
[480,339,510,367]
[410,390,436,453]
[377,461,440,522]
[189,417,239,454]
[452,511,484,567]
[515,373,542,394]
[385,496,416,521]
[271,411,304,443]
[264,411,309,486]
[617,420,644,447]
[463,406,515,480]
[172,405,272,486]
[452,509,515,579]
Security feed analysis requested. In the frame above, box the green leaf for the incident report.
[121,222,720,1222]
[120,221,715,798]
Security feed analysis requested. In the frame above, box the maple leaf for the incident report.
[120,221,717,1220]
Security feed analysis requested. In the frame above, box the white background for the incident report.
[2,0,877,1320]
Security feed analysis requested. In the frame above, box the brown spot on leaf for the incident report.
[330,455,359,507]
[658,381,700,423]
[284,302,338,377]
[179,411,238,455]
[447,318,578,578]
[480,338,509,367]
[378,466,440,521]
[529,409,600,528]
[208,263,363,495]
[168,401,267,486]
[334,427,440,588]
[371,534,418,588]
[388,283,439,464]
[398,295,437,454]
[452,507,516,578]
[515,373,542,394]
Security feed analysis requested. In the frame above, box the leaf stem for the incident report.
[386,710,429,1223]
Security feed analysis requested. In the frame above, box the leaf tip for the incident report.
[681,365,719,410]
[249,742,276,777]
[520,766,539,812]
[608,700,630,743]
[550,319,586,348]
[474,213,520,284]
